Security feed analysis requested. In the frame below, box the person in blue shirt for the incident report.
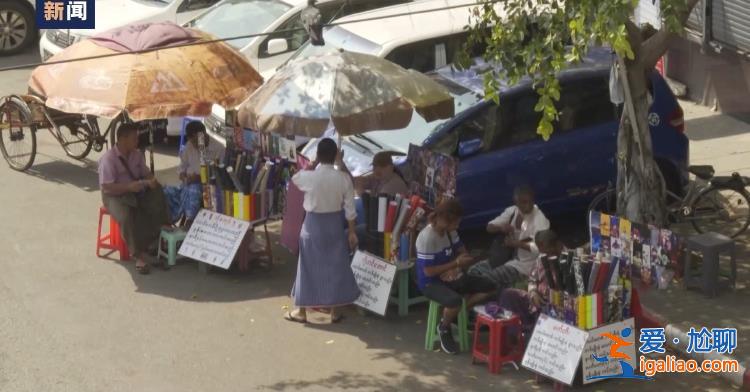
[416,199,495,354]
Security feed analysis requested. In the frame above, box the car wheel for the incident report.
[0,0,35,55]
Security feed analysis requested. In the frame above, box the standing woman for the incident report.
[285,138,360,324]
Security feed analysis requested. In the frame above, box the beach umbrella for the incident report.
[29,22,262,121]
[237,51,454,137]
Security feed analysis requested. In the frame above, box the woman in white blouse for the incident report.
[284,138,360,324]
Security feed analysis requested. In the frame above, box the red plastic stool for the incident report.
[96,207,130,261]
[472,312,524,374]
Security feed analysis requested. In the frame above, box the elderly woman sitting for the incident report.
[163,121,224,227]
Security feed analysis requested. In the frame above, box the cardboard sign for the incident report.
[522,314,589,385]
[179,209,250,269]
[350,251,397,316]
[582,318,637,384]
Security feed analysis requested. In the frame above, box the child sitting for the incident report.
[498,229,565,338]
[416,199,495,354]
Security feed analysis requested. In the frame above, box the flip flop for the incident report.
[283,311,307,324]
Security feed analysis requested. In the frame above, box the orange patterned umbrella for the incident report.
[29,22,262,121]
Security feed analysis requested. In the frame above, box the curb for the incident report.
[639,304,748,390]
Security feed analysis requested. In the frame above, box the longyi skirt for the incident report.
[291,211,360,307]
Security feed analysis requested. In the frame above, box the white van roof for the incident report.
[332,0,499,49]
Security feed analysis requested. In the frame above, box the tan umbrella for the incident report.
[237,51,454,137]
[29,22,262,121]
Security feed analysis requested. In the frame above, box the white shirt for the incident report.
[179,142,225,176]
[292,164,356,221]
[488,205,550,276]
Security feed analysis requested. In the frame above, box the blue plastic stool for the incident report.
[179,116,204,153]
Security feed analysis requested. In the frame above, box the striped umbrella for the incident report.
[29,22,262,121]
[237,51,454,137]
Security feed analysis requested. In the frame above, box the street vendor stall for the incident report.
[234,51,455,315]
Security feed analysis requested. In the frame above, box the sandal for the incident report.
[135,263,150,275]
[331,314,345,324]
[283,311,307,324]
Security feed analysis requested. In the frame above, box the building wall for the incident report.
[666,37,750,115]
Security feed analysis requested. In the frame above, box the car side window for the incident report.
[557,76,617,131]
[259,4,342,58]
[178,0,219,13]
[259,13,307,58]
[432,106,498,158]
[385,41,436,73]
[498,92,543,148]
[495,76,616,149]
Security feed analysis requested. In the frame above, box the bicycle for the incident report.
[589,165,750,238]
[0,94,140,171]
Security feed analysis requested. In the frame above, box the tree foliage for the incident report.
[459,0,696,141]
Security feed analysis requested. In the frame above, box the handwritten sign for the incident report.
[350,251,397,316]
[178,209,250,269]
[582,318,637,384]
[522,314,589,385]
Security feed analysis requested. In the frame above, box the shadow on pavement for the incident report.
[685,112,750,141]
[107,229,294,303]
[23,157,100,192]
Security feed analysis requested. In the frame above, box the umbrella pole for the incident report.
[149,124,155,174]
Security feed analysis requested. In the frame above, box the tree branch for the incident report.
[640,0,701,69]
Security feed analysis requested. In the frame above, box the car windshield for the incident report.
[286,26,381,63]
[352,74,483,153]
[189,0,292,49]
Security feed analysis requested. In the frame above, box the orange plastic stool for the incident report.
[96,207,130,261]
[472,312,524,374]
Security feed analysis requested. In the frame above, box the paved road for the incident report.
[0,47,739,391]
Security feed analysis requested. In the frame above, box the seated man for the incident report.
[163,121,224,227]
[99,123,170,274]
[478,185,550,288]
[416,199,495,355]
[498,230,565,339]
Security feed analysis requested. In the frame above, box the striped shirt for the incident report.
[415,224,462,290]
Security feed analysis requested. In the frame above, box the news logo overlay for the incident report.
[589,326,739,381]
[36,0,95,29]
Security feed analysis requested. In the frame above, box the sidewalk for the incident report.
[638,99,750,388]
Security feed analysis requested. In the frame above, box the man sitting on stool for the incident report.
[99,123,170,274]
[470,185,550,289]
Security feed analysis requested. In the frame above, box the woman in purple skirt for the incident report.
[284,138,359,324]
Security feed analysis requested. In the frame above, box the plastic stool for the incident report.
[425,299,470,352]
[96,207,130,261]
[683,232,737,297]
[179,116,204,153]
[472,311,524,373]
[158,228,188,268]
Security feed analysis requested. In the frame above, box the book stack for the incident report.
[543,249,632,330]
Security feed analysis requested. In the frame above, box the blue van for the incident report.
[303,47,689,230]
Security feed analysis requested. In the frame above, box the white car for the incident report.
[0,0,36,55]
[171,0,407,138]
[39,0,221,61]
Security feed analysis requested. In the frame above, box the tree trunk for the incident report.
[615,56,668,226]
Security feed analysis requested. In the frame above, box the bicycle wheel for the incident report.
[59,119,94,160]
[588,189,617,215]
[0,97,36,171]
[690,186,750,238]
[108,113,127,147]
